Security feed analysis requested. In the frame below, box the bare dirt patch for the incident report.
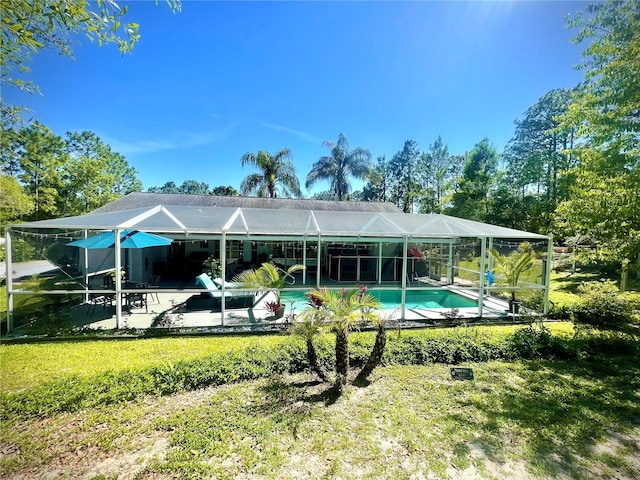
[3,367,640,480]
[1,386,217,479]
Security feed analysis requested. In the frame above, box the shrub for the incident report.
[0,341,310,421]
[0,325,619,421]
[382,329,534,365]
[503,326,578,360]
[547,303,573,321]
[202,255,222,278]
[569,280,636,331]
[573,330,639,356]
[523,290,545,311]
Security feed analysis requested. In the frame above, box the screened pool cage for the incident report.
[3,204,552,334]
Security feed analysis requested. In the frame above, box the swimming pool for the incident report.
[280,289,477,311]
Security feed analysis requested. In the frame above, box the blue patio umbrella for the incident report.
[67,229,173,249]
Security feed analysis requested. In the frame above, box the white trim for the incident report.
[222,208,248,232]
[160,206,187,230]
[117,205,163,228]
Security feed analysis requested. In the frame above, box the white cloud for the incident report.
[261,122,321,144]
[107,138,178,155]
[102,123,237,155]
[177,123,237,148]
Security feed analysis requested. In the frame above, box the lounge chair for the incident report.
[186,273,256,311]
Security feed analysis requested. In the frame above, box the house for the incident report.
[4,193,551,332]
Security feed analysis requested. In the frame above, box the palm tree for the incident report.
[240,148,301,198]
[290,308,330,382]
[306,288,380,391]
[489,242,535,311]
[305,133,372,201]
[233,262,306,311]
[354,313,390,383]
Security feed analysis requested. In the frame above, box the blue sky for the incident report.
[7,1,590,195]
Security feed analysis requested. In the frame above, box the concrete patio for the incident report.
[66,286,516,332]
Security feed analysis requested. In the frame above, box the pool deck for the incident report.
[61,286,516,333]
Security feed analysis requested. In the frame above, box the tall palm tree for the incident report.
[305,133,372,201]
[240,148,302,198]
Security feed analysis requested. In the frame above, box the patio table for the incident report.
[121,282,149,313]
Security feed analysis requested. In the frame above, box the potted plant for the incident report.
[489,242,535,314]
[233,262,306,318]
[265,300,285,320]
[109,269,126,284]
[202,255,222,279]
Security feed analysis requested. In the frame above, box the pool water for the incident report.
[280,289,477,311]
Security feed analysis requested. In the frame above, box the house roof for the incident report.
[16,202,548,241]
[91,192,402,214]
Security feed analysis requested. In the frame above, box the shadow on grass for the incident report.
[259,377,341,407]
[246,377,340,441]
[351,377,372,388]
[553,269,640,295]
[254,352,639,478]
[552,271,603,294]
[454,354,640,478]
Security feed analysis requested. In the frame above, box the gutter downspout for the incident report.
[487,238,493,299]
[83,230,89,304]
[221,231,227,326]
[316,233,321,289]
[302,236,307,285]
[447,242,454,285]
[378,240,383,285]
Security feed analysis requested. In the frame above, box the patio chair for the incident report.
[187,273,255,310]
[127,290,148,313]
[88,291,114,317]
[120,281,149,314]
[148,275,161,303]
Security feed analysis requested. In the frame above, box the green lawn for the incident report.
[1,353,638,479]
[1,269,638,477]
[0,335,291,392]
[0,324,574,393]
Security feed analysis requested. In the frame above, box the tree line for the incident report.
[1,0,638,273]
[1,127,142,223]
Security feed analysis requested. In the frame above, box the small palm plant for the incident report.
[489,242,535,311]
[234,262,306,315]
[354,313,390,384]
[290,307,330,382]
[304,287,381,391]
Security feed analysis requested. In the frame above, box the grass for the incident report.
[1,354,638,479]
[550,269,640,304]
[0,335,292,392]
[0,324,574,393]
[0,269,638,477]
